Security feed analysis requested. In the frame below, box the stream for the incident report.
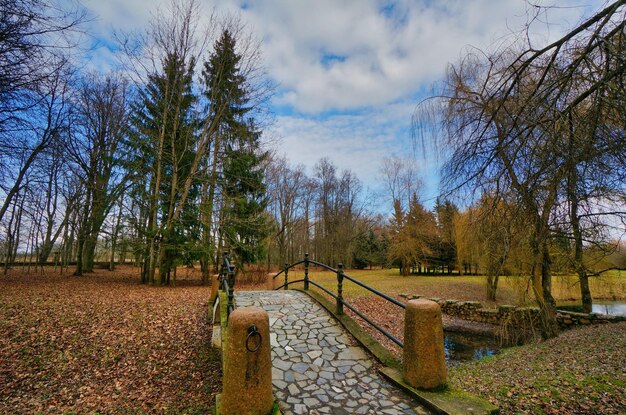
[557,300,626,317]
[444,331,500,366]
[444,300,626,366]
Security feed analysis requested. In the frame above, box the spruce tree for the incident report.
[202,30,270,270]
[129,51,200,284]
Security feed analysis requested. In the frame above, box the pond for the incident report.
[443,300,626,366]
[444,331,501,366]
[557,300,626,317]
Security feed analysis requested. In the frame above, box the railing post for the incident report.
[227,264,235,316]
[219,307,274,414]
[219,252,227,291]
[284,263,289,290]
[336,263,344,315]
[304,253,309,290]
[403,299,447,390]
[224,251,235,318]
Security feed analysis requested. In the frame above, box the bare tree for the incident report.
[67,73,129,275]
[266,156,307,265]
[414,1,625,336]
[0,0,86,222]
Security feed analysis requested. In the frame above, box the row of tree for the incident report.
[0,0,271,285]
[1,0,624,339]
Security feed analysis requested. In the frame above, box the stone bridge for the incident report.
[235,290,430,415]
[212,288,498,415]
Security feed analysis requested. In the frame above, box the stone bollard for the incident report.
[220,307,274,415]
[266,273,275,290]
[403,299,447,390]
[209,274,221,305]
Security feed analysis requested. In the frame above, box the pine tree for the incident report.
[434,198,459,273]
[202,30,270,271]
[222,121,270,266]
[129,51,200,284]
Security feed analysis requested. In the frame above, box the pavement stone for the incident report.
[235,290,431,415]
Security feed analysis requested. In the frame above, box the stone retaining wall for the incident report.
[399,294,626,331]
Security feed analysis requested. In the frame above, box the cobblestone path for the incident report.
[235,291,431,415]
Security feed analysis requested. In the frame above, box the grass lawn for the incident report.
[0,266,221,415]
[277,267,626,306]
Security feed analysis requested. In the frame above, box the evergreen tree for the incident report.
[352,229,386,269]
[202,30,269,270]
[388,195,438,275]
[434,198,459,273]
[222,122,270,266]
[129,51,200,284]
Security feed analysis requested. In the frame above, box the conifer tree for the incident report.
[222,121,270,266]
[130,51,199,284]
[202,29,270,272]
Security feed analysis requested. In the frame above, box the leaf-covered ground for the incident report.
[450,322,626,415]
[0,266,221,414]
[2,266,624,415]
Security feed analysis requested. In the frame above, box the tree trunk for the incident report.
[82,235,96,273]
[487,274,499,301]
[539,239,559,338]
[109,198,123,271]
[200,178,211,284]
[74,187,93,276]
[566,126,592,313]
[12,193,25,266]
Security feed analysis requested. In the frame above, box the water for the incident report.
[557,300,626,317]
[444,331,500,366]
[442,300,626,366]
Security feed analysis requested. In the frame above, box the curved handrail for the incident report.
[342,274,406,309]
[275,278,305,290]
[274,256,407,348]
[341,298,403,347]
[308,280,336,298]
[308,259,337,273]
[271,258,340,280]
[272,259,306,279]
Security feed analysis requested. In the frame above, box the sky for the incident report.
[80,0,603,210]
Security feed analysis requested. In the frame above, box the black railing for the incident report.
[220,252,236,318]
[272,254,406,347]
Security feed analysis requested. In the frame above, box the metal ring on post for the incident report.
[246,324,262,352]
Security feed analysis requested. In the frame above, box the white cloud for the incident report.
[237,0,600,113]
[268,99,439,194]
[83,0,600,111]
[80,0,606,205]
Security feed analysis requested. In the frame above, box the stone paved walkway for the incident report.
[235,291,431,415]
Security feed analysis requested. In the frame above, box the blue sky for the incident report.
[80,0,602,210]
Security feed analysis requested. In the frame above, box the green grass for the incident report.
[277,267,626,306]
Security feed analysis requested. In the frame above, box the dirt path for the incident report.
[0,266,220,414]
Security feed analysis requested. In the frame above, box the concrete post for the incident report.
[266,273,275,290]
[209,274,220,304]
[220,307,274,415]
[403,299,447,390]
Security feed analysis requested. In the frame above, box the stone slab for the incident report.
[379,367,499,415]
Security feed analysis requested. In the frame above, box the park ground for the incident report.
[0,265,624,414]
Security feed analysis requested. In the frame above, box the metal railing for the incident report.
[272,254,406,347]
[220,252,236,318]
